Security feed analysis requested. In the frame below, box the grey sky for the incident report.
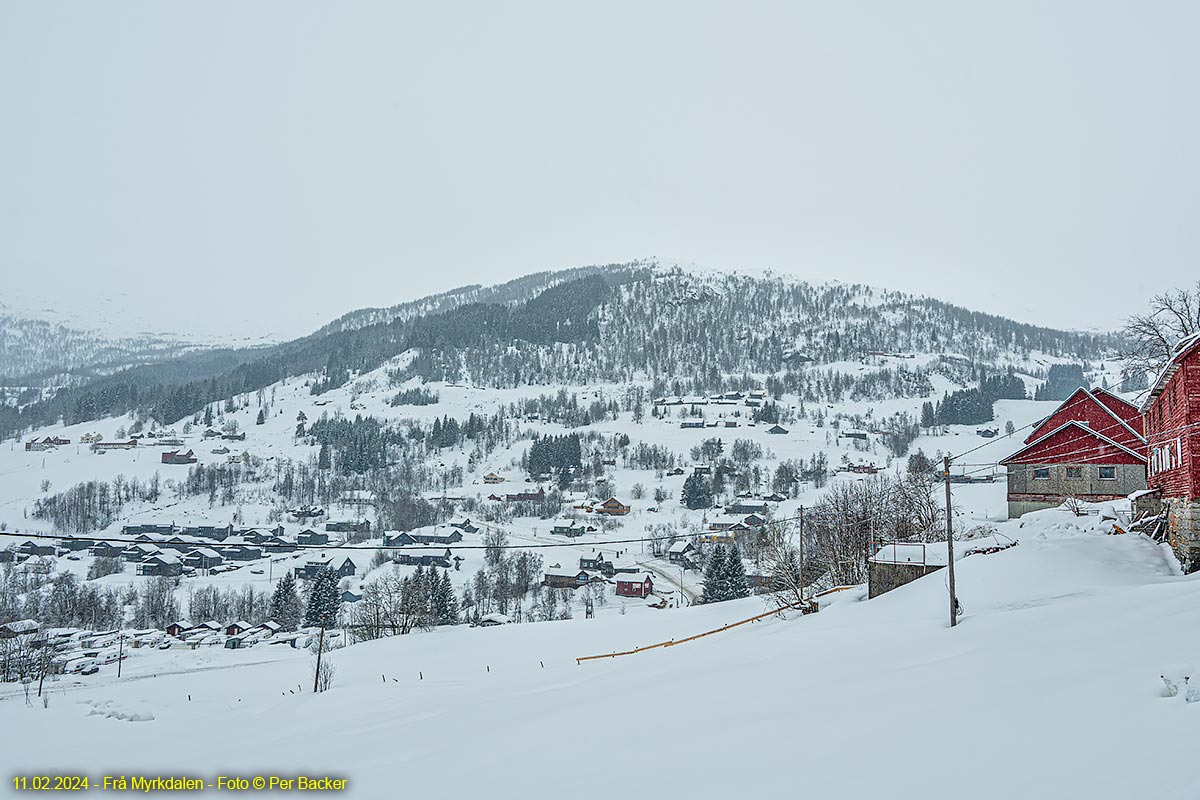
[2,1,1197,341]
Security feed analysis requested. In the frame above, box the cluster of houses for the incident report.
[1,519,373,581]
[655,389,769,408]
[999,336,1200,572]
[163,619,289,649]
[543,553,657,599]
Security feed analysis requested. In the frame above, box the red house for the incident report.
[1000,387,1147,517]
[614,572,654,598]
[161,449,198,465]
[225,620,251,637]
[165,622,188,637]
[1139,334,1200,572]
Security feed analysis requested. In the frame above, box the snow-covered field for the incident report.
[3,507,1197,799]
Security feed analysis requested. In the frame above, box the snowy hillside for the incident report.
[4,508,1197,799]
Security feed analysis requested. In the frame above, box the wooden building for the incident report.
[1139,334,1200,572]
[614,573,654,598]
[868,544,946,599]
[1000,387,1147,517]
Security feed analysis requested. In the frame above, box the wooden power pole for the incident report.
[944,455,958,627]
[312,617,327,693]
[798,505,805,609]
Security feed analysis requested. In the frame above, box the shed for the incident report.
[868,544,947,599]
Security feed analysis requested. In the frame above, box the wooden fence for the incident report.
[575,601,806,665]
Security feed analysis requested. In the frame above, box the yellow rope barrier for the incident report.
[575,602,806,664]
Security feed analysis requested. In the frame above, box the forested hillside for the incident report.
[0,263,1124,440]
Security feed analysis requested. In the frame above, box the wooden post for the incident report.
[312,617,327,693]
[944,455,957,628]
[117,631,125,677]
[798,505,805,607]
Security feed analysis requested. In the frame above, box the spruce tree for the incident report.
[256,408,266,425]
[304,568,342,627]
[270,572,302,630]
[724,545,750,600]
[682,472,713,509]
[318,442,332,471]
[700,545,727,604]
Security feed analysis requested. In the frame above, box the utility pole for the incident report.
[798,505,805,609]
[117,631,125,677]
[312,616,327,693]
[943,455,957,628]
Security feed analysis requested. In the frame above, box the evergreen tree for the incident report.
[304,568,342,627]
[256,408,266,425]
[920,401,936,428]
[700,545,727,604]
[682,472,713,509]
[724,545,750,600]
[270,572,303,630]
[318,442,332,471]
[433,569,459,625]
[203,404,214,427]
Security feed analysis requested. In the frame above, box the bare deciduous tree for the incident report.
[1123,281,1200,376]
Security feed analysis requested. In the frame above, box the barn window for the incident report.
[1098,466,1116,480]
[1066,466,1083,480]
[1033,467,1050,480]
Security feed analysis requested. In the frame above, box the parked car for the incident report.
[80,664,99,675]
[250,568,264,575]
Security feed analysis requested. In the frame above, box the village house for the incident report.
[89,541,124,559]
[325,520,371,535]
[483,472,506,484]
[592,497,631,516]
[161,449,198,465]
[91,439,138,451]
[225,621,251,636]
[182,548,224,570]
[543,567,592,589]
[680,419,706,429]
[165,622,189,637]
[766,424,789,435]
[504,487,546,503]
[181,524,234,540]
[294,556,357,580]
[393,549,454,569]
[1001,387,1147,517]
[552,518,590,537]
[219,543,264,561]
[668,540,698,565]
[1137,334,1200,572]
[253,621,282,636]
[136,552,183,577]
[579,553,617,577]
[297,529,330,546]
[615,572,654,598]
[447,516,480,534]
[123,523,177,537]
[15,540,56,558]
[122,543,162,563]
[384,525,465,547]
[726,499,770,516]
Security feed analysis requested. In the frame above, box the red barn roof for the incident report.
[1001,421,1146,467]
[1024,387,1145,451]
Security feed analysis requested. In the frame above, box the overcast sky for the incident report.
[2,1,1197,342]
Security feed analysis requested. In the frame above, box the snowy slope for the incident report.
[2,511,1197,799]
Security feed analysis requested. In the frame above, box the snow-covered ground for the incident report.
[3,507,1197,799]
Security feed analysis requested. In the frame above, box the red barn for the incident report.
[614,572,654,598]
[161,449,198,465]
[1139,334,1200,572]
[1000,387,1147,517]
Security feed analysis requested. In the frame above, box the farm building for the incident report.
[1137,334,1200,572]
[294,556,357,580]
[1000,387,1147,517]
[161,449,198,465]
[297,529,329,546]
